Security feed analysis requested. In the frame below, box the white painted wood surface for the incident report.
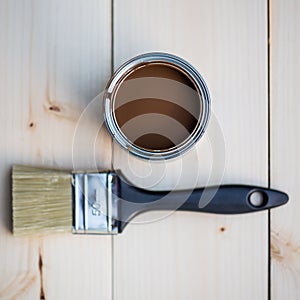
[271,0,300,299]
[113,1,268,299]
[0,0,112,299]
[1,0,297,299]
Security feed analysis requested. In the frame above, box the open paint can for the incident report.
[104,52,210,160]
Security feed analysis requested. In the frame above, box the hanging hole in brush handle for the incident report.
[248,190,269,207]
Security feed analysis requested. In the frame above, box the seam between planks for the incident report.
[110,1,115,300]
[267,0,272,299]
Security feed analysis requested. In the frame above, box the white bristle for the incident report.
[12,165,73,236]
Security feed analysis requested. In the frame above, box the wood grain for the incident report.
[271,0,300,299]
[0,0,112,299]
[112,0,268,299]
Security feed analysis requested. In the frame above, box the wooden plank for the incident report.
[0,0,112,299]
[271,0,300,299]
[0,1,42,299]
[113,1,268,299]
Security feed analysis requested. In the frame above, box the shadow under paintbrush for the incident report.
[0,165,13,234]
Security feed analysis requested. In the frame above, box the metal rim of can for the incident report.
[104,52,211,160]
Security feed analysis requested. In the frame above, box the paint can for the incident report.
[104,52,210,160]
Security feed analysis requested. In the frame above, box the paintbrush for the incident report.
[12,165,288,236]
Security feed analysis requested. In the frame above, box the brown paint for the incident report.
[114,63,202,151]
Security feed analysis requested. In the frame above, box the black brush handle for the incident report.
[113,174,288,232]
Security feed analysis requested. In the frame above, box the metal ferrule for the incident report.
[72,172,119,234]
